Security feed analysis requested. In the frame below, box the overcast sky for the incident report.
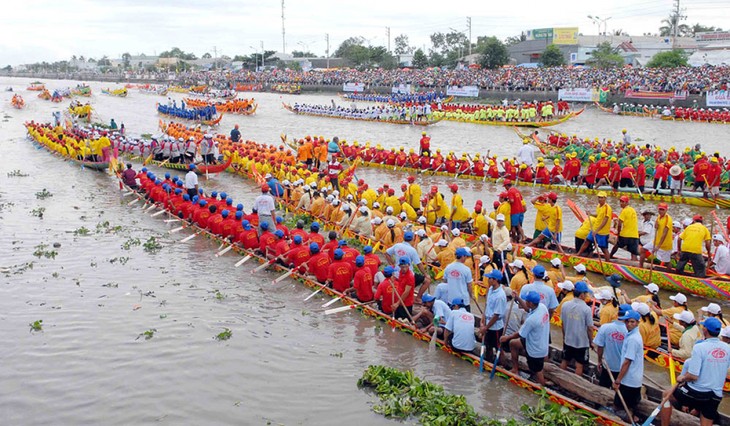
[1,0,728,65]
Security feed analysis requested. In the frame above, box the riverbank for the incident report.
[1,72,707,107]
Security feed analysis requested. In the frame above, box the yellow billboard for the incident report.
[553,27,579,45]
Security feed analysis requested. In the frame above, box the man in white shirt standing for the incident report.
[184,164,199,198]
[638,210,655,248]
[517,139,536,167]
[254,184,277,236]
[709,234,730,274]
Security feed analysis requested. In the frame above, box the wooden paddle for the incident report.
[630,174,645,201]
[640,385,677,426]
[324,301,376,315]
[490,298,514,381]
[600,358,637,425]
[127,198,141,206]
[180,231,200,243]
[272,269,295,284]
[215,244,234,257]
[169,225,185,234]
[664,321,677,385]
[322,295,342,308]
[234,254,253,267]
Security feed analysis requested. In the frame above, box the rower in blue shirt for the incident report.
[443,248,473,311]
[593,304,631,388]
[444,298,476,353]
[519,265,559,315]
[613,309,644,424]
[501,291,550,385]
[480,270,506,362]
[661,316,730,426]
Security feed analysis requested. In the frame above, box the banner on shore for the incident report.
[625,89,688,100]
[553,27,579,45]
[391,84,412,94]
[446,85,479,97]
[558,88,593,102]
[707,91,730,107]
[343,82,366,92]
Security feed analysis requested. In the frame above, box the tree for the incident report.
[159,47,197,60]
[97,55,111,66]
[477,36,509,69]
[540,44,565,67]
[122,52,131,69]
[646,49,688,68]
[412,48,428,69]
[504,32,527,46]
[2,65,12,72]
[394,34,414,54]
[659,16,690,37]
[291,50,316,58]
[586,42,624,69]
[689,23,723,36]
[202,52,212,59]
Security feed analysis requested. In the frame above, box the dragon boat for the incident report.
[27,82,45,91]
[25,124,111,171]
[594,102,659,117]
[433,107,585,128]
[11,95,25,109]
[339,93,455,104]
[101,88,128,97]
[282,103,443,126]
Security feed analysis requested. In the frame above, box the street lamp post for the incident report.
[587,15,612,40]
[249,46,258,70]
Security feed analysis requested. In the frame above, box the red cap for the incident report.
[383,184,390,189]
[499,192,509,198]
[449,184,458,192]
[358,179,365,185]
[377,187,384,193]
[388,188,395,195]
[430,185,438,193]
[658,202,668,210]
[619,195,629,202]
[401,184,407,190]
[407,175,415,182]
[693,214,703,222]
[475,200,483,206]
[474,206,482,213]
[503,179,512,186]
[493,201,500,208]
[547,192,558,201]
[261,184,269,192]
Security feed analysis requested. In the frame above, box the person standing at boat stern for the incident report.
[593,304,630,389]
[184,164,199,199]
[443,248,473,311]
[501,291,550,385]
[661,317,730,426]
[676,214,711,278]
[480,270,506,362]
[254,184,277,236]
[610,196,640,261]
[559,282,594,376]
[612,310,644,423]
[230,124,241,143]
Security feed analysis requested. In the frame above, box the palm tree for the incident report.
[659,16,690,37]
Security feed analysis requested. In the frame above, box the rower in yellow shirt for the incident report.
[405,176,421,209]
[610,195,640,261]
[384,189,401,215]
[576,191,612,260]
[400,199,417,221]
[640,202,673,268]
[470,206,489,236]
[448,184,469,228]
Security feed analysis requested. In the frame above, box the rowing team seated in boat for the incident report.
[128,168,730,425]
[157,102,217,121]
[342,91,448,104]
[184,98,255,113]
[666,106,730,122]
[25,122,112,162]
[118,134,221,165]
[291,103,433,121]
[433,100,563,122]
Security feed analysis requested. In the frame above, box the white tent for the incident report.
[689,48,730,66]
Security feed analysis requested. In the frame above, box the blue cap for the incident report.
[189,164,196,170]
[523,291,541,305]
[618,303,632,316]
[403,231,414,241]
[198,188,203,194]
[334,248,344,259]
[242,220,250,226]
[618,310,640,321]
[276,216,283,223]
[451,298,465,307]
[235,211,243,219]
[701,317,723,334]
[455,247,469,258]
[183,194,190,201]
[211,191,218,197]
[199,200,207,206]
[237,203,243,211]
[532,265,546,278]
[293,235,303,244]
[363,245,373,254]
[260,222,269,230]
[309,242,320,253]
[141,167,147,172]
[242,223,251,230]
[274,230,284,238]
[311,222,320,230]
[607,274,622,288]
[383,266,394,276]
[220,192,227,199]
[398,257,411,266]
[355,255,365,266]
[574,281,592,294]
[164,172,170,179]
[192,195,199,203]
[174,188,182,195]
[338,239,348,246]
[422,293,436,303]
[485,270,503,281]
[221,210,229,218]
[226,198,233,205]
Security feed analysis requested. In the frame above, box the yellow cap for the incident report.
[711,157,719,163]
[621,129,627,133]
[600,152,608,158]
[597,191,608,197]
[537,157,544,162]
[422,131,426,135]
[519,164,527,169]
[589,155,596,161]
[523,138,530,144]
[610,156,617,162]
[638,156,645,161]
[553,159,560,164]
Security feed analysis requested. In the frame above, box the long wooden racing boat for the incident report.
[120,181,629,426]
[156,104,224,127]
[594,102,658,118]
[127,154,232,176]
[282,103,443,127]
[26,129,110,172]
[433,107,585,128]
[660,115,730,125]
[101,88,128,97]
[339,93,455,105]
[356,159,730,210]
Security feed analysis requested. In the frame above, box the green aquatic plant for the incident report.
[143,236,162,253]
[29,320,43,332]
[215,328,232,341]
[35,189,53,199]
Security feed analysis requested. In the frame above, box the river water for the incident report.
[1,77,728,424]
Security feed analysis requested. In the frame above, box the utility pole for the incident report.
[386,27,391,52]
[281,0,286,53]
[466,17,472,56]
[261,41,265,68]
[325,33,330,68]
[671,0,686,49]
[213,46,217,70]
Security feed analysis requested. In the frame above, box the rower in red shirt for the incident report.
[550,159,564,183]
[385,149,397,166]
[362,245,381,276]
[502,160,517,180]
[517,164,533,182]
[419,132,431,155]
[374,266,397,315]
[636,157,647,191]
[346,255,374,302]
[395,149,408,167]
[258,222,278,257]
[487,160,500,178]
[408,150,420,167]
[193,200,212,228]
[304,243,330,283]
[444,154,457,173]
[472,155,485,177]
[327,249,355,293]
[653,162,669,191]
[321,231,340,261]
[207,205,224,234]
[220,210,240,240]
[693,156,710,191]
[419,152,432,170]
[287,235,310,268]
[274,216,290,238]
[338,240,360,265]
[456,155,470,175]
[237,221,259,250]
[393,257,415,319]
[608,158,621,190]
[271,230,290,262]
[594,154,611,186]
[290,220,308,241]
[504,179,525,242]
[307,222,325,247]
[535,163,550,184]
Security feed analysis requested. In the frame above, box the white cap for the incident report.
[522,247,533,255]
[496,214,505,221]
[326,195,334,202]
[682,218,692,227]
[303,186,311,192]
[550,258,562,266]
[332,199,340,206]
[451,228,460,236]
[479,234,488,242]
[669,292,687,304]
[373,202,380,208]
[702,303,722,315]
[633,302,650,316]
[415,229,427,237]
[342,204,351,211]
[310,183,317,189]
[386,219,396,227]
[332,190,339,196]
[386,206,394,214]
[721,326,730,338]
[462,246,471,254]
[398,212,407,219]
[643,283,659,294]
[440,225,449,231]
[508,259,524,269]
[346,194,353,201]
[417,216,427,224]
[359,206,369,213]
[282,179,290,185]
[436,239,449,247]
[713,234,726,242]
[673,310,695,323]
[594,289,613,301]
[671,221,681,229]
[264,173,272,179]
[574,264,587,273]
[321,187,329,193]
[359,199,368,206]
[479,255,490,265]
[557,281,574,291]
[372,217,383,225]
